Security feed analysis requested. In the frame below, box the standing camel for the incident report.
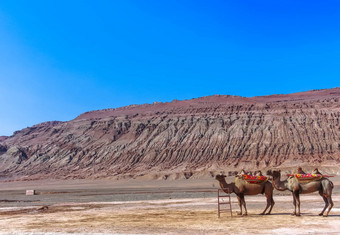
[268,170,334,217]
[215,174,275,216]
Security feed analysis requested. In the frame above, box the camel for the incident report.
[215,174,275,216]
[267,170,334,217]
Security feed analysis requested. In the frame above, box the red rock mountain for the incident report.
[1,88,340,180]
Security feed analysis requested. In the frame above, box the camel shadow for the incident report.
[325,214,340,217]
[268,212,291,216]
[232,212,340,217]
[308,214,340,217]
[232,213,291,217]
[274,213,340,217]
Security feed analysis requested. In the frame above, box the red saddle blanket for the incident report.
[293,174,323,183]
[242,174,268,184]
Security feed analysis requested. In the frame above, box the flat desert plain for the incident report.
[0,176,339,234]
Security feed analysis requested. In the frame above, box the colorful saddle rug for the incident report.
[242,174,268,184]
[293,174,323,183]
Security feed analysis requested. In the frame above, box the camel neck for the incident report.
[219,180,232,193]
[272,176,288,191]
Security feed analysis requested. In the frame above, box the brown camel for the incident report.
[268,170,334,217]
[215,174,275,216]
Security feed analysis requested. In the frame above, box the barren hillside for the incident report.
[1,88,340,181]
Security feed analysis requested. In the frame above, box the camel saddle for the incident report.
[241,174,268,184]
[294,174,323,183]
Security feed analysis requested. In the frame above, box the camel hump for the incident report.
[312,168,322,175]
[297,167,306,174]
[254,170,263,176]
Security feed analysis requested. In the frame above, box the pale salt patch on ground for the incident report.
[330,208,340,211]
[270,223,340,235]
[0,206,39,211]
[0,233,130,235]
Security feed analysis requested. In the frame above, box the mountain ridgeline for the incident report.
[1,88,340,180]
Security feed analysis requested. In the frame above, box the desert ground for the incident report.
[0,176,339,234]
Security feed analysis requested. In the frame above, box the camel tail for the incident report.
[330,180,334,189]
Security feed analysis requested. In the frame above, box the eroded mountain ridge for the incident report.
[1,88,340,180]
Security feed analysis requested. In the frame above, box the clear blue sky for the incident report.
[1,0,339,136]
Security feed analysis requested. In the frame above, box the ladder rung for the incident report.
[218,189,232,217]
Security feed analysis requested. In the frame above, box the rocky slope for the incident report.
[1,88,340,180]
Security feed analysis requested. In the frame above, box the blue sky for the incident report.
[0,0,339,136]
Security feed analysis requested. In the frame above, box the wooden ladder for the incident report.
[217,188,232,217]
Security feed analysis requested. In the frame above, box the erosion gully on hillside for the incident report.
[0,88,340,180]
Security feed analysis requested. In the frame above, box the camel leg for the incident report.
[323,181,334,217]
[324,196,333,217]
[260,195,271,215]
[236,195,243,216]
[291,192,297,216]
[240,194,248,216]
[266,196,275,215]
[294,191,301,216]
[318,191,328,216]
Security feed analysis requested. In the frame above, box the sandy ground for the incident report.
[0,177,339,234]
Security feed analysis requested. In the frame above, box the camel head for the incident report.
[267,169,281,179]
[215,174,227,182]
[215,174,233,193]
[271,170,281,180]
